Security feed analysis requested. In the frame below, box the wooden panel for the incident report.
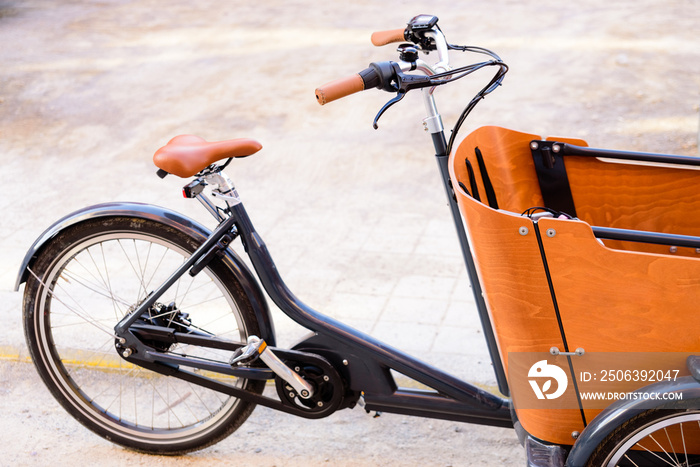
[539,217,700,353]
[450,129,585,445]
[455,126,545,213]
[538,216,700,424]
[566,156,700,258]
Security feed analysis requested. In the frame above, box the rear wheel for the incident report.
[22,216,265,454]
[586,409,700,466]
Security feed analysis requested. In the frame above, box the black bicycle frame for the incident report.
[113,126,514,428]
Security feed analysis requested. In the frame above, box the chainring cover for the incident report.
[273,349,344,417]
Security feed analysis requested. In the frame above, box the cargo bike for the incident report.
[16,14,700,466]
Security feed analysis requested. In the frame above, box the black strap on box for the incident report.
[529,140,577,217]
[475,147,499,209]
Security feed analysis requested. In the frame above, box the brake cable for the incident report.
[371,52,508,142]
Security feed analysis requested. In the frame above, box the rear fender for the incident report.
[15,201,275,345]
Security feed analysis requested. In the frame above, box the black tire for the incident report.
[22,216,266,455]
[585,408,700,466]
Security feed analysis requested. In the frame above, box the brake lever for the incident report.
[372,64,433,129]
[373,91,406,129]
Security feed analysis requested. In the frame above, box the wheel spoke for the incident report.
[680,422,688,467]
[662,427,680,466]
[634,437,680,467]
[622,453,640,467]
[143,246,170,292]
[28,267,117,339]
[99,242,120,321]
[80,247,129,311]
[117,238,151,303]
[60,268,131,309]
[603,412,700,467]
[173,274,196,314]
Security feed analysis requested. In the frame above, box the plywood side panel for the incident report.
[451,130,585,445]
[538,217,700,354]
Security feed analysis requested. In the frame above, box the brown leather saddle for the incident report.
[153,135,262,178]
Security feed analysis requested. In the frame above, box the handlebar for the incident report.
[314,15,508,152]
[315,16,453,106]
[315,65,388,105]
[370,28,406,47]
[315,74,365,106]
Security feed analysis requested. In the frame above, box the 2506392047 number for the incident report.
[598,369,680,382]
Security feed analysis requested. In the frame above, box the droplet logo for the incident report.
[528,360,568,400]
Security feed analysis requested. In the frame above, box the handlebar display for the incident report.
[407,15,438,31]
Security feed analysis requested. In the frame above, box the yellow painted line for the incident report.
[0,346,237,381]
[0,345,31,362]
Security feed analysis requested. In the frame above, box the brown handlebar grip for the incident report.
[315,74,365,105]
[370,28,406,46]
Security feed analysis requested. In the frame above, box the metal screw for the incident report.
[575,348,585,356]
[323,375,330,382]
[122,348,133,358]
[670,246,678,254]
[300,390,310,398]
[519,226,529,236]
[571,431,580,439]
[118,337,126,344]
[342,359,349,366]
[288,392,296,399]
[546,228,556,238]
[552,144,561,153]
[295,366,301,372]
[530,141,539,150]
[317,401,324,407]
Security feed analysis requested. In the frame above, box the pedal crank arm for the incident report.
[234,336,315,399]
[260,344,315,399]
